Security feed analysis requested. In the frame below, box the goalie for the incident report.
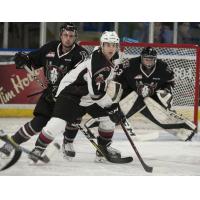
[117,46,197,141]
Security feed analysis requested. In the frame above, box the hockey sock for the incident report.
[35,131,53,149]
[63,122,79,143]
[11,116,49,145]
[11,122,36,144]
[63,129,78,143]
[97,130,114,146]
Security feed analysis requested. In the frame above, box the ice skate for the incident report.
[0,143,14,159]
[62,141,75,161]
[28,146,48,164]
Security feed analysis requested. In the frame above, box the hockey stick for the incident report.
[77,124,133,164]
[0,131,51,164]
[0,150,22,171]
[27,90,44,98]
[120,119,153,173]
[24,65,47,88]
[0,130,22,171]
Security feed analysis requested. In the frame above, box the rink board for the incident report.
[0,104,199,123]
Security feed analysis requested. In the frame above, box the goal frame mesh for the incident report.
[79,41,200,126]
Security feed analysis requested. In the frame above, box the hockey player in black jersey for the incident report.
[28,31,126,163]
[0,23,89,158]
[117,46,196,141]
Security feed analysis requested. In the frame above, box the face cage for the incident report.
[141,56,157,69]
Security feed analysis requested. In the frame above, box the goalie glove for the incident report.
[156,89,173,109]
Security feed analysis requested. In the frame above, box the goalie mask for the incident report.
[141,47,157,69]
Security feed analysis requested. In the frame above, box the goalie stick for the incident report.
[77,123,133,164]
[120,119,153,173]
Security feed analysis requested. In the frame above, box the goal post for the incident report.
[79,41,200,126]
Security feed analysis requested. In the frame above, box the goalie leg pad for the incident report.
[119,91,146,117]
[143,97,196,141]
[156,89,173,109]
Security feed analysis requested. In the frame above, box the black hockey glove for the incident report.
[14,52,31,69]
[105,103,125,124]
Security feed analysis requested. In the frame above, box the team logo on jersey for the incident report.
[46,66,60,84]
[136,81,158,97]
[49,68,58,84]
[46,52,55,58]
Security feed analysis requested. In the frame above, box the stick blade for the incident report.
[0,150,22,171]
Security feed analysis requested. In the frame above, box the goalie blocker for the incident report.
[107,81,197,141]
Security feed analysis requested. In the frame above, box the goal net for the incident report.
[79,41,200,129]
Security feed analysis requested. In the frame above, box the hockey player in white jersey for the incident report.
[28,31,127,163]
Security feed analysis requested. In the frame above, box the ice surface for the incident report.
[0,117,200,176]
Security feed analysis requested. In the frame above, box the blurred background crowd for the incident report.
[1,22,200,49]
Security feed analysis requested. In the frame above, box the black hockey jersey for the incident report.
[28,41,88,100]
[116,56,175,97]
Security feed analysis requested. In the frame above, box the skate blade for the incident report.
[28,155,49,165]
[28,142,60,166]
[62,146,75,161]
[63,155,74,161]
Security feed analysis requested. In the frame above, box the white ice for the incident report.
[0,117,200,176]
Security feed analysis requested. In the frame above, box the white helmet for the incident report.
[100,31,120,47]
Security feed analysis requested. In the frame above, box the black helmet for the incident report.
[60,22,78,37]
[141,46,157,57]
[141,47,157,68]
